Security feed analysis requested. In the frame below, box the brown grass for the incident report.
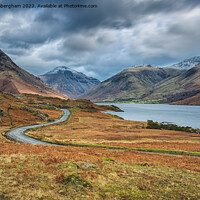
[0,93,200,199]
[98,141,200,152]
[0,143,199,172]
[27,110,200,153]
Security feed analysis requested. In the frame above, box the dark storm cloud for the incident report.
[1,0,200,45]
[28,0,200,36]
[0,0,200,80]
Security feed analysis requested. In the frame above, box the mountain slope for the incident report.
[39,66,100,98]
[152,64,200,103]
[173,93,200,105]
[170,56,200,70]
[0,50,68,99]
[81,65,183,102]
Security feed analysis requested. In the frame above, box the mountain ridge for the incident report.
[80,65,184,102]
[0,49,68,99]
[169,56,200,70]
[80,61,200,105]
[39,66,100,98]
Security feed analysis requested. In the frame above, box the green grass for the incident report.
[136,148,200,157]
[102,158,115,162]
[97,98,167,104]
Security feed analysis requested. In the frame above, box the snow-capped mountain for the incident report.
[132,64,154,68]
[39,66,100,98]
[80,65,183,102]
[46,66,80,75]
[170,56,200,70]
[80,63,200,105]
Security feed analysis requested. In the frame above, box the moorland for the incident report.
[0,92,200,199]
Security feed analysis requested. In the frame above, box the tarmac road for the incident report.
[6,109,71,145]
[5,108,200,158]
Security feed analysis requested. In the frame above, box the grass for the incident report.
[26,109,200,153]
[136,148,200,157]
[24,132,200,157]
[0,152,200,199]
[0,92,200,199]
[97,98,167,104]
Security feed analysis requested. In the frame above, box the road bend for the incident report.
[6,109,70,146]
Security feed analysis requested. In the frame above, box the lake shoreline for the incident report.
[97,103,200,129]
[96,101,200,106]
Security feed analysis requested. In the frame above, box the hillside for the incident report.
[0,50,68,99]
[153,65,200,104]
[81,65,183,102]
[173,93,200,105]
[39,66,100,98]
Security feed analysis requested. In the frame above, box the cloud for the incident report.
[0,0,200,80]
[64,35,97,52]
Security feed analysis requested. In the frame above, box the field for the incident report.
[0,92,200,199]
[26,110,200,154]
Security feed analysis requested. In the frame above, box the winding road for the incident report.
[6,109,71,145]
[5,109,200,158]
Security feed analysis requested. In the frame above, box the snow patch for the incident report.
[170,56,200,70]
[46,66,81,75]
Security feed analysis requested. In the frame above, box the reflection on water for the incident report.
[98,103,200,129]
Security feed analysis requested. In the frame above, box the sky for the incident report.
[0,0,200,81]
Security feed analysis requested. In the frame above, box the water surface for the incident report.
[99,103,200,129]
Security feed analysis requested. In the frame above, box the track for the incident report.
[5,109,200,158]
[6,109,70,145]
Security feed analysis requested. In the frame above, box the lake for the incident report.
[98,103,200,129]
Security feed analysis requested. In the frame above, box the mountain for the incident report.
[0,49,68,99]
[81,64,183,102]
[39,66,100,98]
[173,93,200,105]
[81,63,200,105]
[170,56,200,70]
[152,64,200,104]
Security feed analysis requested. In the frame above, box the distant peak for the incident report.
[170,56,200,70]
[46,66,80,75]
[185,56,200,60]
[131,64,154,68]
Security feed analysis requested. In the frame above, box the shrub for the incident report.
[147,120,198,133]
[0,109,6,117]
[102,157,115,162]
[20,106,53,122]
[62,174,93,189]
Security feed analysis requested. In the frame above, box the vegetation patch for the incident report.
[136,148,200,157]
[0,109,6,117]
[147,120,199,133]
[62,174,93,189]
[102,157,115,162]
[19,106,54,122]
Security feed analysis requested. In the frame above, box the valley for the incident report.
[1,49,200,105]
[1,1,200,199]
[0,50,200,199]
[81,62,200,105]
[0,92,200,199]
